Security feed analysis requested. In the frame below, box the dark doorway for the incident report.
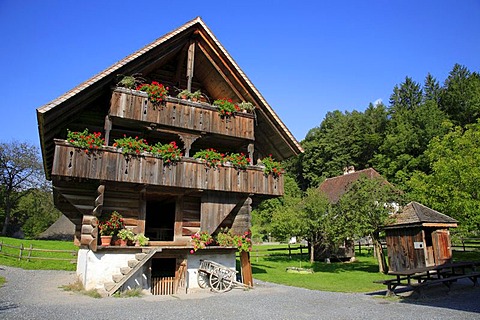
[151,258,177,295]
[145,200,175,241]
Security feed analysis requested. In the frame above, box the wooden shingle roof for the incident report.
[385,201,457,229]
[318,168,383,204]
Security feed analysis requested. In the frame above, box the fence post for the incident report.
[18,243,24,261]
[27,244,33,262]
[462,238,465,252]
[358,241,361,254]
[0,240,2,252]
[288,244,292,258]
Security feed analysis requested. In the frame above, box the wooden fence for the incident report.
[452,238,480,252]
[151,276,176,295]
[0,241,77,263]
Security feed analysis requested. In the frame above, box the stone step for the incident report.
[104,282,116,291]
[112,274,124,283]
[120,267,132,275]
[135,253,148,261]
[128,259,139,268]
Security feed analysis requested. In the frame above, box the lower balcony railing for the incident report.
[52,140,283,196]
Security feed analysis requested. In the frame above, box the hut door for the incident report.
[432,230,452,265]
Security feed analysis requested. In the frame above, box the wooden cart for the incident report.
[197,259,248,292]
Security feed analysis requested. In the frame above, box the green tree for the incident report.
[300,105,387,188]
[14,188,61,238]
[407,121,480,236]
[440,64,480,126]
[336,176,402,273]
[0,141,44,236]
[389,76,422,112]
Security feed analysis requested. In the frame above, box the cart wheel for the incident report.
[197,271,208,289]
[209,268,233,293]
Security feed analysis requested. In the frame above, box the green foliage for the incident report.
[113,287,144,298]
[0,141,44,236]
[113,135,149,155]
[259,155,284,177]
[224,153,250,170]
[193,148,224,168]
[440,64,480,126]
[13,189,61,238]
[150,141,182,164]
[407,121,480,236]
[117,228,135,241]
[213,98,239,118]
[67,129,105,150]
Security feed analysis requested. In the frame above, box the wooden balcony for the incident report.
[109,88,255,140]
[52,140,283,196]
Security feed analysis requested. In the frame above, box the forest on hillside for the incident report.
[253,63,480,247]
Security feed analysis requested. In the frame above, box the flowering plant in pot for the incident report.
[193,148,224,168]
[98,211,125,246]
[67,129,105,152]
[116,74,145,89]
[113,135,149,155]
[150,141,182,164]
[134,233,149,246]
[190,231,214,253]
[224,152,250,170]
[237,101,255,113]
[213,98,239,118]
[137,81,169,106]
[259,155,284,177]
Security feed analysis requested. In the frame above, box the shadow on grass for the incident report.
[261,255,380,274]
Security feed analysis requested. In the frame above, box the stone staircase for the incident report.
[103,248,159,296]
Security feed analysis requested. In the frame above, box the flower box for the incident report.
[52,140,283,196]
[109,88,255,140]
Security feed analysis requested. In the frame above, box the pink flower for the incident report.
[190,250,194,254]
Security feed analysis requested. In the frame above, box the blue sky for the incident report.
[0,1,479,147]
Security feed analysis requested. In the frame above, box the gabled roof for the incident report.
[385,201,457,228]
[37,17,302,177]
[318,168,383,203]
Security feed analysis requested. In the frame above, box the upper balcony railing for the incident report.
[109,88,255,140]
[52,140,283,196]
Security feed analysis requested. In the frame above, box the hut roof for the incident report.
[385,201,457,229]
[37,17,302,179]
[37,214,75,240]
[318,168,384,204]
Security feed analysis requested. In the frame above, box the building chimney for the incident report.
[343,166,355,175]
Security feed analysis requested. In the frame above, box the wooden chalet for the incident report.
[317,167,385,261]
[36,17,301,295]
[384,201,457,273]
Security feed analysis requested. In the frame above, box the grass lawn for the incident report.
[248,244,480,293]
[0,236,78,271]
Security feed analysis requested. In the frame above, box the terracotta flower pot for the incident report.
[100,235,112,246]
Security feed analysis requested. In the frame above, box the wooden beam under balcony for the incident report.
[109,88,255,140]
[52,140,283,196]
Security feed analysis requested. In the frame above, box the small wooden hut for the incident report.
[36,17,302,295]
[384,201,457,273]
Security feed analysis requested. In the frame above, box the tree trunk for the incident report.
[1,198,11,236]
[372,235,388,274]
[309,240,315,263]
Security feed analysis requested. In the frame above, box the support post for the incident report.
[240,251,253,287]
[186,40,195,92]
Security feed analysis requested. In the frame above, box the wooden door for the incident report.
[432,229,452,266]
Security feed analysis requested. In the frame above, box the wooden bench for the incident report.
[375,271,480,297]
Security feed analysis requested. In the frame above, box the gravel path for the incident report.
[1,265,479,320]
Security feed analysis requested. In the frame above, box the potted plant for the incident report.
[259,155,284,178]
[213,98,240,118]
[193,148,224,168]
[190,231,214,253]
[150,141,182,164]
[116,74,145,89]
[224,152,250,170]
[190,90,202,102]
[177,89,191,100]
[134,233,150,247]
[67,129,105,153]
[117,228,135,246]
[238,101,255,113]
[98,211,125,246]
[137,81,169,107]
[113,135,149,155]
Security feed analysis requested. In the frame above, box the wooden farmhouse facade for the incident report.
[37,17,301,295]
